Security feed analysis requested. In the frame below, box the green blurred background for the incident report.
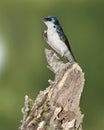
[0,0,104,130]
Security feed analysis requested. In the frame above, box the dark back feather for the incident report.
[56,24,76,61]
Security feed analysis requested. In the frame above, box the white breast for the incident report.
[47,27,68,57]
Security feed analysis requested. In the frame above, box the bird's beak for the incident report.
[43,17,51,22]
[43,17,47,22]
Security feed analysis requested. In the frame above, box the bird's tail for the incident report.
[65,51,76,63]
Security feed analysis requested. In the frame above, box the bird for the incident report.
[43,16,76,63]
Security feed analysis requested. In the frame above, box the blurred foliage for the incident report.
[0,0,104,130]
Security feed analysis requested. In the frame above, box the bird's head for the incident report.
[43,16,59,29]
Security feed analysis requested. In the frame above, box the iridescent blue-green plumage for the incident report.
[43,16,76,62]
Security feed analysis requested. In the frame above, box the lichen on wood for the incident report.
[19,49,85,130]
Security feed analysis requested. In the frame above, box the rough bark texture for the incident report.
[19,49,85,130]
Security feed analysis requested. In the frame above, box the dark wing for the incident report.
[56,25,71,50]
[56,25,76,61]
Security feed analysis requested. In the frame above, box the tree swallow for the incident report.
[43,16,76,63]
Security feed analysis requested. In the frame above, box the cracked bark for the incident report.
[19,49,85,130]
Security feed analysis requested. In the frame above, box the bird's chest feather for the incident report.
[47,29,60,43]
[47,28,66,49]
[46,28,68,56]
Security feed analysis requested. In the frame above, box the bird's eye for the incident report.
[53,26,55,28]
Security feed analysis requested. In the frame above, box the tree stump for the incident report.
[19,49,85,130]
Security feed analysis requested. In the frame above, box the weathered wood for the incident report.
[19,49,85,130]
